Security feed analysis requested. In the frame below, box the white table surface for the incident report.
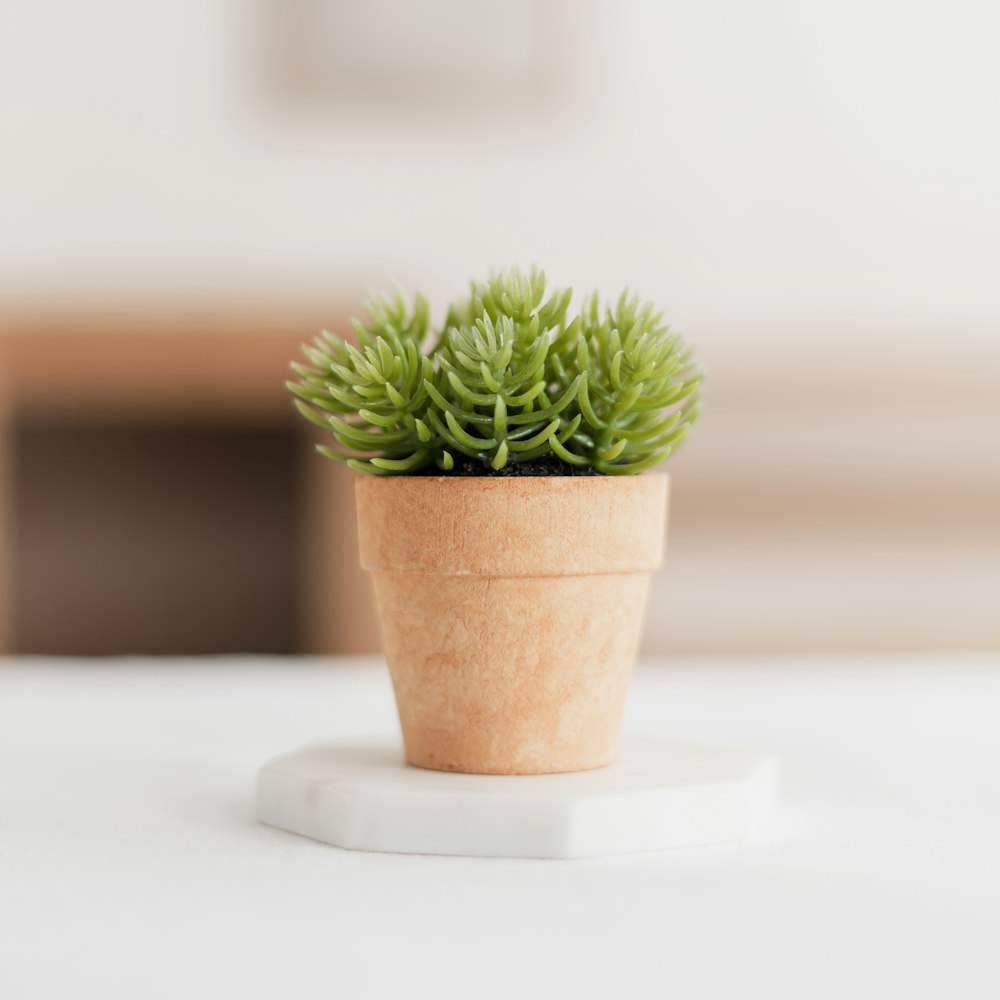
[1,654,998,1000]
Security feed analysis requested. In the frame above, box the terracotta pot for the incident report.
[355,474,667,775]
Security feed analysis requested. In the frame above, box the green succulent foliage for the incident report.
[569,290,703,473]
[288,268,702,475]
[287,289,434,473]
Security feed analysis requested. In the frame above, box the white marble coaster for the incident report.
[256,739,776,859]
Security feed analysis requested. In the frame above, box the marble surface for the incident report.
[257,739,776,858]
[1,655,998,1000]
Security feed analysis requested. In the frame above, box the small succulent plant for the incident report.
[288,268,702,475]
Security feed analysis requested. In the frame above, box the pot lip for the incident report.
[355,472,668,576]
[355,471,668,488]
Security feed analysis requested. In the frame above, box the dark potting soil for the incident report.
[414,454,602,477]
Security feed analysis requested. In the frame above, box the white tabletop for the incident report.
[1,654,998,1000]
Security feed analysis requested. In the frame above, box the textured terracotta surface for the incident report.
[355,475,668,774]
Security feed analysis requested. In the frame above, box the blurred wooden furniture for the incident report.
[0,307,379,655]
[1,310,996,656]
[656,332,1000,654]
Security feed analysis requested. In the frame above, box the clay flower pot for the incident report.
[355,474,667,775]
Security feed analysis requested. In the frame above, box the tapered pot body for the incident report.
[355,474,668,775]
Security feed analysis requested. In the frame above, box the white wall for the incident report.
[3,0,999,340]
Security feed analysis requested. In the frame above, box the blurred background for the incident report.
[0,0,996,659]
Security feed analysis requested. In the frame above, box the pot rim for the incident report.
[355,472,668,577]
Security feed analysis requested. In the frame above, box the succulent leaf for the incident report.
[288,268,702,474]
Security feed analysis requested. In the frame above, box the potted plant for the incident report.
[288,268,702,775]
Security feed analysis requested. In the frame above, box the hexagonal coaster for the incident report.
[256,739,776,859]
